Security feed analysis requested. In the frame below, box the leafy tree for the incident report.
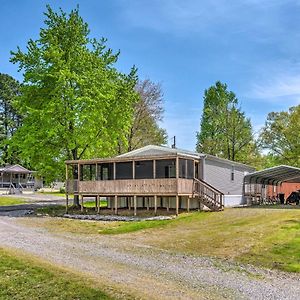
[196,81,256,163]
[259,105,300,167]
[0,73,22,164]
[117,79,167,153]
[10,6,138,204]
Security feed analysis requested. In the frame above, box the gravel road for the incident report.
[0,216,300,300]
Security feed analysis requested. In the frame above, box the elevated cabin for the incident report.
[0,164,35,194]
[65,145,254,214]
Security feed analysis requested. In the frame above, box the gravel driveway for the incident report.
[0,216,299,300]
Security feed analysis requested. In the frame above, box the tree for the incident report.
[259,105,300,167]
[196,81,256,163]
[117,79,167,153]
[10,6,138,204]
[0,73,22,164]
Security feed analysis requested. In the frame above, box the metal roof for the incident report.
[244,165,300,185]
[0,164,33,174]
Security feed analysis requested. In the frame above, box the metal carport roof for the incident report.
[244,165,300,185]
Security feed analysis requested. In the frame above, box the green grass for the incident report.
[0,196,25,206]
[84,200,108,208]
[0,248,116,300]
[22,208,300,272]
[37,191,67,197]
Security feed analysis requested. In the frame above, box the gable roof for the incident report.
[0,164,33,174]
[117,145,254,169]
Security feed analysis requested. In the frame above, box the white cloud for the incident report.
[251,73,300,105]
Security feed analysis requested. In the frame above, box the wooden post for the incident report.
[111,197,114,212]
[128,197,131,210]
[66,194,69,214]
[153,160,156,179]
[65,164,68,213]
[114,195,118,215]
[146,197,149,211]
[113,162,116,180]
[97,195,100,214]
[95,196,97,212]
[132,161,135,179]
[80,194,84,212]
[187,197,190,212]
[154,195,157,215]
[167,197,169,212]
[134,195,137,216]
[176,195,179,216]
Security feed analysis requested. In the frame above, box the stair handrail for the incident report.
[193,178,224,209]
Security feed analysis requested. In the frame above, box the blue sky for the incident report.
[1,0,300,150]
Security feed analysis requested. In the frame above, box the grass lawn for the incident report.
[25,207,300,272]
[37,191,67,197]
[0,248,118,300]
[0,196,25,206]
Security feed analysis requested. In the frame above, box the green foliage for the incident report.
[10,5,138,183]
[118,79,167,153]
[0,248,113,299]
[0,73,22,164]
[259,105,300,167]
[196,81,257,164]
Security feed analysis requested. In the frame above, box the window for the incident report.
[135,160,153,179]
[187,160,194,179]
[97,163,113,180]
[231,166,235,181]
[80,164,96,181]
[156,159,176,178]
[116,162,133,180]
[179,159,186,178]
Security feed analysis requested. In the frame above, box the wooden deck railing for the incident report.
[193,178,224,211]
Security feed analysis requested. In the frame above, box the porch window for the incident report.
[80,164,96,181]
[116,162,133,180]
[156,159,176,178]
[135,160,153,179]
[97,163,113,180]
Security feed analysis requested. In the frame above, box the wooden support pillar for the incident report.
[66,194,69,214]
[80,194,84,212]
[146,197,149,211]
[95,196,97,212]
[114,195,118,215]
[134,195,137,216]
[65,164,68,214]
[97,195,100,214]
[167,197,169,212]
[111,197,114,212]
[154,195,157,215]
[176,195,179,216]
[187,197,190,212]
[128,197,131,210]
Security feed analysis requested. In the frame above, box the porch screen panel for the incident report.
[187,159,194,179]
[116,162,133,179]
[179,159,186,178]
[135,160,153,179]
[80,164,96,181]
[97,163,113,180]
[156,159,176,178]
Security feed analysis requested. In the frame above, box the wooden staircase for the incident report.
[193,178,224,211]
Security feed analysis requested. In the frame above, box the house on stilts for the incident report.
[65,145,255,215]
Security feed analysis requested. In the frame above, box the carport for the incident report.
[243,165,300,205]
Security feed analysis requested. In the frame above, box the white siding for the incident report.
[204,158,253,196]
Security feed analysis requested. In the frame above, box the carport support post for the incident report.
[154,195,157,215]
[114,195,118,215]
[176,195,179,216]
[134,195,137,216]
